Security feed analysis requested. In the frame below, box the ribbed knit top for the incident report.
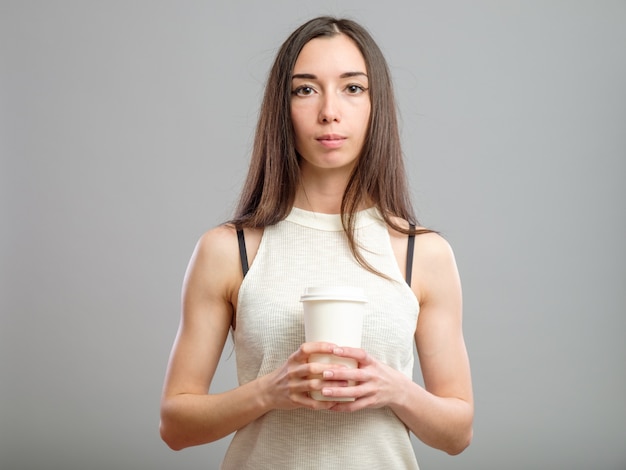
[221,207,420,469]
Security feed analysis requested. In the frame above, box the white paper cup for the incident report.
[300,286,367,401]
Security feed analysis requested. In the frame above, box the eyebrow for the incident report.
[291,72,368,80]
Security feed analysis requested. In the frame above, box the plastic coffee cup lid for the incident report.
[300,286,367,302]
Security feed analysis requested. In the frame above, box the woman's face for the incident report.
[290,34,371,175]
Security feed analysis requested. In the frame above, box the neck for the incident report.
[293,164,352,214]
[293,184,343,214]
[293,182,373,215]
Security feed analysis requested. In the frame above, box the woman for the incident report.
[160,16,473,469]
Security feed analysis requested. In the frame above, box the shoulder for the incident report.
[194,223,239,261]
[185,224,243,301]
[412,231,461,306]
[191,223,264,282]
[386,215,455,262]
[413,231,457,266]
[386,216,460,300]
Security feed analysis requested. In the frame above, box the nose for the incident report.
[318,92,340,123]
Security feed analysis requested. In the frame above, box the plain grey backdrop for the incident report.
[1,1,625,469]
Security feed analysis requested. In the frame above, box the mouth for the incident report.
[316,134,346,149]
[317,134,346,141]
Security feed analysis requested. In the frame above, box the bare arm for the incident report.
[393,232,473,453]
[323,232,473,455]
[159,225,345,450]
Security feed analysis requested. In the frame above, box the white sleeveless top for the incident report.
[221,207,420,469]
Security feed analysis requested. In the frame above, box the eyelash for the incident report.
[291,84,369,96]
[292,85,315,96]
[346,84,368,94]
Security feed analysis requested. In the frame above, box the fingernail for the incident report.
[333,348,343,354]
[322,388,332,396]
[323,370,333,378]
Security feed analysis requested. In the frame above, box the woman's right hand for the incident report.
[260,342,346,411]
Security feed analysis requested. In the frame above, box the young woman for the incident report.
[160,16,473,469]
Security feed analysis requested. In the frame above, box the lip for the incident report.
[316,134,346,149]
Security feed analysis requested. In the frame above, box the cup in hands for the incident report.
[301,286,367,401]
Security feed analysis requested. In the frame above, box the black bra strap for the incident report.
[405,223,416,286]
[236,228,249,278]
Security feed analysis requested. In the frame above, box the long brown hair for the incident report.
[230,16,430,272]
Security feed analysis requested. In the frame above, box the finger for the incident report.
[285,369,349,395]
[288,380,343,410]
[291,342,337,362]
[287,361,346,382]
[306,369,351,391]
[320,383,364,401]
[301,342,338,355]
[332,346,370,363]
[286,388,337,410]
[321,368,370,382]
[307,362,350,376]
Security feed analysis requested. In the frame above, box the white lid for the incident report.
[300,286,367,302]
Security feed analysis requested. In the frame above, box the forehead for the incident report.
[293,34,367,75]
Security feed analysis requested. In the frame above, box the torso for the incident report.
[230,216,424,327]
[221,207,421,469]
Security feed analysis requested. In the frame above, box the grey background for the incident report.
[1,1,625,469]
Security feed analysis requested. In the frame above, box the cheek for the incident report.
[357,107,371,138]
[361,112,370,130]
[290,110,309,140]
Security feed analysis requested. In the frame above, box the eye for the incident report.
[345,84,368,94]
[292,85,315,96]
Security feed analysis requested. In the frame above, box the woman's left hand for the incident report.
[319,347,411,411]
